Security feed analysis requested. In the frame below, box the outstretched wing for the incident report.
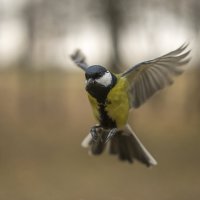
[121,43,191,108]
[70,49,89,71]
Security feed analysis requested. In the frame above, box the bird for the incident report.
[70,43,191,167]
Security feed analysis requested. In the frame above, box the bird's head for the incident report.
[85,65,117,102]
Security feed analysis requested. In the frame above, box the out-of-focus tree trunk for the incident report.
[101,0,122,73]
[184,1,200,116]
[19,1,37,69]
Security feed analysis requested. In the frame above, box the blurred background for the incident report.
[0,0,200,199]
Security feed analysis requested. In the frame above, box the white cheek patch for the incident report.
[96,71,112,87]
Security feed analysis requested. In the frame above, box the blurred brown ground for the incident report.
[0,68,199,200]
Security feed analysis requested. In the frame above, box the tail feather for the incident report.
[125,124,157,166]
[81,124,157,167]
[114,132,134,163]
[109,135,118,154]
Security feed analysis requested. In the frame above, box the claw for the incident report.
[90,128,98,141]
[90,125,101,141]
[105,128,118,143]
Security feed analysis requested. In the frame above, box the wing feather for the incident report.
[121,43,191,108]
[70,49,89,71]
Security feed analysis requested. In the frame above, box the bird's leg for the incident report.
[105,128,118,143]
[90,125,102,142]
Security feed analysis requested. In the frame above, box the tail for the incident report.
[81,124,157,167]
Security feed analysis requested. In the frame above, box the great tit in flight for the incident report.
[71,44,190,167]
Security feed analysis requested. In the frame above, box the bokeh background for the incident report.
[0,0,200,199]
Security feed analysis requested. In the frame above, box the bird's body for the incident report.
[71,44,191,167]
[88,75,129,129]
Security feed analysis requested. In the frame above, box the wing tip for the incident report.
[70,49,89,70]
[70,49,83,60]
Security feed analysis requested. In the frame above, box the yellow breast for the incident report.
[106,76,130,128]
[87,76,130,128]
[88,93,100,121]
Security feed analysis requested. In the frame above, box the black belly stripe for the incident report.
[86,73,118,129]
[99,104,116,129]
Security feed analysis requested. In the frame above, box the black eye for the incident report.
[100,72,104,76]
[97,72,105,78]
[94,73,101,79]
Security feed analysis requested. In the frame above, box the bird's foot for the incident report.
[90,126,118,143]
[90,125,102,142]
[105,128,118,143]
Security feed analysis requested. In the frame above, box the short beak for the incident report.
[86,78,94,90]
[87,78,94,85]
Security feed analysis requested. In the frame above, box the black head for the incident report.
[85,65,117,103]
[85,65,107,80]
